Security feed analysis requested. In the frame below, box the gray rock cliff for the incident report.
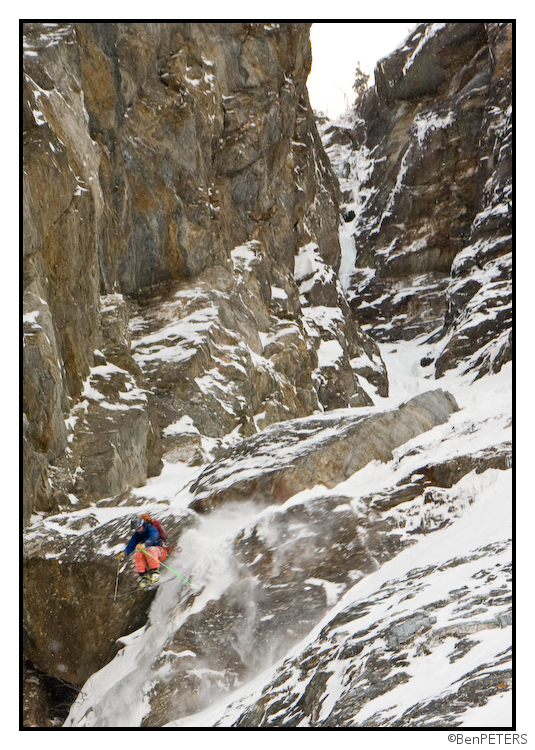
[23,22,386,522]
[324,22,512,380]
[22,22,512,728]
[23,22,387,713]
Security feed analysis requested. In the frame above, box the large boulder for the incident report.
[191,389,458,512]
[23,508,194,687]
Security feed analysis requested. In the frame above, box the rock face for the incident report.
[22,507,194,687]
[22,388,457,694]
[23,22,512,729]
[191,389,458,511]
[23,21,386,523]
[60,408,511,727]
[22,21,387,707]
[228,523,512,727]
[324,22,512,380]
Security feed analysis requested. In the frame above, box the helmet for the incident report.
[130,515,143,529]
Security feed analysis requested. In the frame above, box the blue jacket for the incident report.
[124,522,163,556]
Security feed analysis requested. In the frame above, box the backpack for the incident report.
[147,516,178,551]
[151,518,167,540]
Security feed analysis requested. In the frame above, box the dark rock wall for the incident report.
[436,22,512,378]
[330,22,512,379]
[74,21,339,294]
[23,22,384,704]
[23,22,379,523]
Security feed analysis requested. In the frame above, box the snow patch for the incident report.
[413,111,455,145]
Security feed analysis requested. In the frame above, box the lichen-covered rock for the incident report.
[23,23,103,404]
[23,421,57,523]
[23,293,68,461]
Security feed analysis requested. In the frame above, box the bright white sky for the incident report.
[308,22,417,118]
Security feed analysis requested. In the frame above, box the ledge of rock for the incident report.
[191,389,458,512]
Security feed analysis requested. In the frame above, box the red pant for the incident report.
[134,546,167,573]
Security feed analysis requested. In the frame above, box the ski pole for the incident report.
[113,556,121,601]
[140,548,192,586]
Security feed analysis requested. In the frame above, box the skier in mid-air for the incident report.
[117,513,168,588]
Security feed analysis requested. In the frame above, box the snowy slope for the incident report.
[64,336,512,728]
[22,21,514,731]
[169,469,511,728]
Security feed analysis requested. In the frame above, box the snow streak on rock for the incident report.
[214,471,511,727]
[63,345,511,727]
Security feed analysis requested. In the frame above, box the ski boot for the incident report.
[139,572,153,588]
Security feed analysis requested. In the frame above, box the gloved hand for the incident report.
[117,551,125,560]
[135,543,146,551]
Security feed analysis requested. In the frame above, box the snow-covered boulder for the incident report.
[191,389,458,512]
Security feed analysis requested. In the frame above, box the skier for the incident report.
[117,513,168,588]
